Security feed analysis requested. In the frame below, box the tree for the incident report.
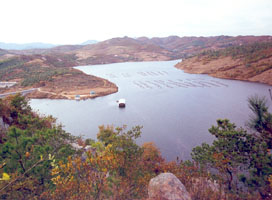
[245,95,272,198]
[192,118,272,198]
[192,119,253,191]
[247,95,272,148]
[45,125,166,200]
[0,95,76,199]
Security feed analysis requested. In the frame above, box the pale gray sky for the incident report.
[1,0,272,44]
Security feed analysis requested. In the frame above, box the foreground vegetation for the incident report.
[0,94,272,199]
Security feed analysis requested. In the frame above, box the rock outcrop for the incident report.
[192,177,222,193]
[0,117,9,132]
[148,172,192,200]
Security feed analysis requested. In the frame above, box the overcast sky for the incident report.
[1,0,272,44]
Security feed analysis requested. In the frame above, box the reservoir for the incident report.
[30,60,272,161]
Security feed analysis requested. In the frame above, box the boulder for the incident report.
[148,172,192,200]
[0,117,9,131]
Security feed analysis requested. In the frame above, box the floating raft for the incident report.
[118,99,126,108]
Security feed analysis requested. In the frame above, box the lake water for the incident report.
[30,60,272,161]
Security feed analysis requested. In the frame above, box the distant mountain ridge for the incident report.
[81,40,99,45]
[0,40,98,50]
[1,35,272,66]
[137,35,272,57]
[73,36,176,64]
[0,42,57,50]
[2,35,272,58]
[0,48,8,56]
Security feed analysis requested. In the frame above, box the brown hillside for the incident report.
[0,48,8,56]
[74,37,177,65]
[137,35,272,58]
[0,55,117,99]
[4,35,272,63]
[175,42,272,85]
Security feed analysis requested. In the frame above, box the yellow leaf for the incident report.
[0,162,6,169]
[40,155,43,161]
[49,154,55,160]
[102,168,107,172]
[25,152,30,158]
[0,173,10,181]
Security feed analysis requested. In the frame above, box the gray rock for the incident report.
[148,172,192,200]
[192,177,224,195]
[71,142,82,150]
[0,117,9,131]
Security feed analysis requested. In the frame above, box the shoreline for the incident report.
[26,86,118,100]
[0,58,180,100]
[20,59,179,100]
[1,70,119,100]
[175,58,272,86]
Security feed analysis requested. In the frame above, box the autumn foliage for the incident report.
[41,125,165,199]
[0,94,76,199]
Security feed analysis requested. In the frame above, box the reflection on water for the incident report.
[30,60,272,161]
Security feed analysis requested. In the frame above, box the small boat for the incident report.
[75,95,80,100]
[118,99,126,108]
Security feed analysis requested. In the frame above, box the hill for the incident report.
[175,42,272,85]
[73,36,178,65]
[4,35,272,64]
[0,54,117,99]
[0,48,8,56]
[138,35,272,58]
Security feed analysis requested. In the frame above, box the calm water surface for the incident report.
[30,60,272,160]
